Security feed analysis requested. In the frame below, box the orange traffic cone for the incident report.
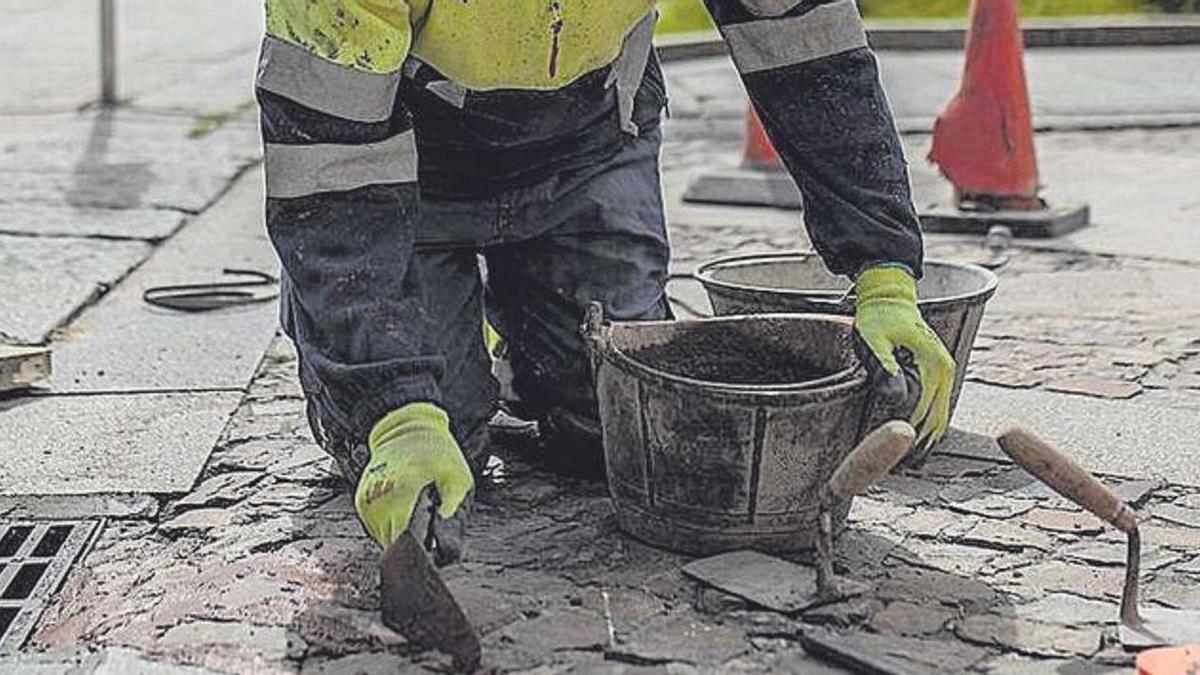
[1136,644,1200,675]
[921,0,1089,237]
[741,106,783,172]
[683,103,802,209]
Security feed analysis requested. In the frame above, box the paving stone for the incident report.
[800,629,992,673]
[978,655,1096,674]
[1151,503,1200,529]
[0,111,260,213]
[888,540,999,577]
[954,383,1200,487]
[681,550,823,613]
[1023,508,1106,536]
[1111,479,1162,507]
[945,494,1038,520]
[246,482,334,513]
[1012,593,1118,626]
[955,614,1102,658]
[1139,524,1200,551]
[918,456,998,480]
[614,612,748,666]
[1175,493,1200,509]
[159,621,306,661]
[161,507,239,533]
[951,520,1054,553]
[0,391,242,495]
[0,204,186,241]
[876,565,997,610]
[1143,577,1200,610]
[1045,377,1143,400]
[47,168,278,393]
[847,497,909,526]
[0,493,159,519]
[800,596,883,628]
[868,601,955,637]
[500,608,610,652]
[0,649,90,675]
[92,647,223,674]
[176,471,264,508]
[890,508,963,538]
[1061,541,1182,570]
[300,653,438,675]
[0,233,151,344]
[992,561,1126,601]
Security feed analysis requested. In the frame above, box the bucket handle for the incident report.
[583,302,610,375]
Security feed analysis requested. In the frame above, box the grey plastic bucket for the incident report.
[585,308,871,556]
[694,252,997,424]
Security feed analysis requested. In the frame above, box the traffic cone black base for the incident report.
[920,200,1089,239]
[683,168,802,210]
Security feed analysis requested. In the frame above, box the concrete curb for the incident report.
[657,17,1200,60]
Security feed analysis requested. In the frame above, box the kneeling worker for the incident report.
[254,0,956,551]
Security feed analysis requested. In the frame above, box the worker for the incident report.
[255,0,956,553]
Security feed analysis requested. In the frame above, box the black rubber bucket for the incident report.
[585,307,870,556]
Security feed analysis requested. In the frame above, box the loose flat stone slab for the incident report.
[47,168,279,393]
[0,204,185,241]
[953,383,1200,486]
[0,234,151,345]
[0,391,242,495]
[0,345,51,391]
[682,550,858,613]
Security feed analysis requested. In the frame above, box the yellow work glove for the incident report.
[355,403,474,549]
[854,266,956,447]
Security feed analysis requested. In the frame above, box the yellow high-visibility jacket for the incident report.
[266,0,657,90]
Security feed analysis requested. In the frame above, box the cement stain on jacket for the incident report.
[548,1,565,78]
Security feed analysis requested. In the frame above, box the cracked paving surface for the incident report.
[24,336,1200,674]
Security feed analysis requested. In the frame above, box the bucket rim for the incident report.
[597,313,868,397]
[693,251,1000,309]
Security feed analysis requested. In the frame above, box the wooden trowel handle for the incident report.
[997,427,1138,534]
[828,421,916,500]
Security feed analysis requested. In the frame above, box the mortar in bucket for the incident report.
[584,304,871,556]
[694,252,998,427]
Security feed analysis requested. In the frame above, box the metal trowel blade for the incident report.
[380,532,481,671]
[1120,607,1200,650]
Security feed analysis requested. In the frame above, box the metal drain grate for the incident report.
[0,521,98,652]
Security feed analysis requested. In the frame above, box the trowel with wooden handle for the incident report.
[380,528,480,671]
[997,427,1200,650]
[815,420,917,600]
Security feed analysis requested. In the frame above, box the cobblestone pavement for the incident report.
[23,327,1200,673]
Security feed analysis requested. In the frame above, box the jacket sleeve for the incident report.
[702,0,924,277]
[256,0,443,443]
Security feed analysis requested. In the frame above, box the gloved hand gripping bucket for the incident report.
[694,252,998,425]
[584,304,871,556]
